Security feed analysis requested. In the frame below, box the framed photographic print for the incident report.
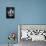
[6,7,15,18]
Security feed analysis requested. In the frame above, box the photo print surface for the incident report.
[6,7,15,18]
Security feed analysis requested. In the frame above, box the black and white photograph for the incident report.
[6,7,15,18]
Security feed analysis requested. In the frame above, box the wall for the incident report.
[16,0,46,24]
[0,0,17,44]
